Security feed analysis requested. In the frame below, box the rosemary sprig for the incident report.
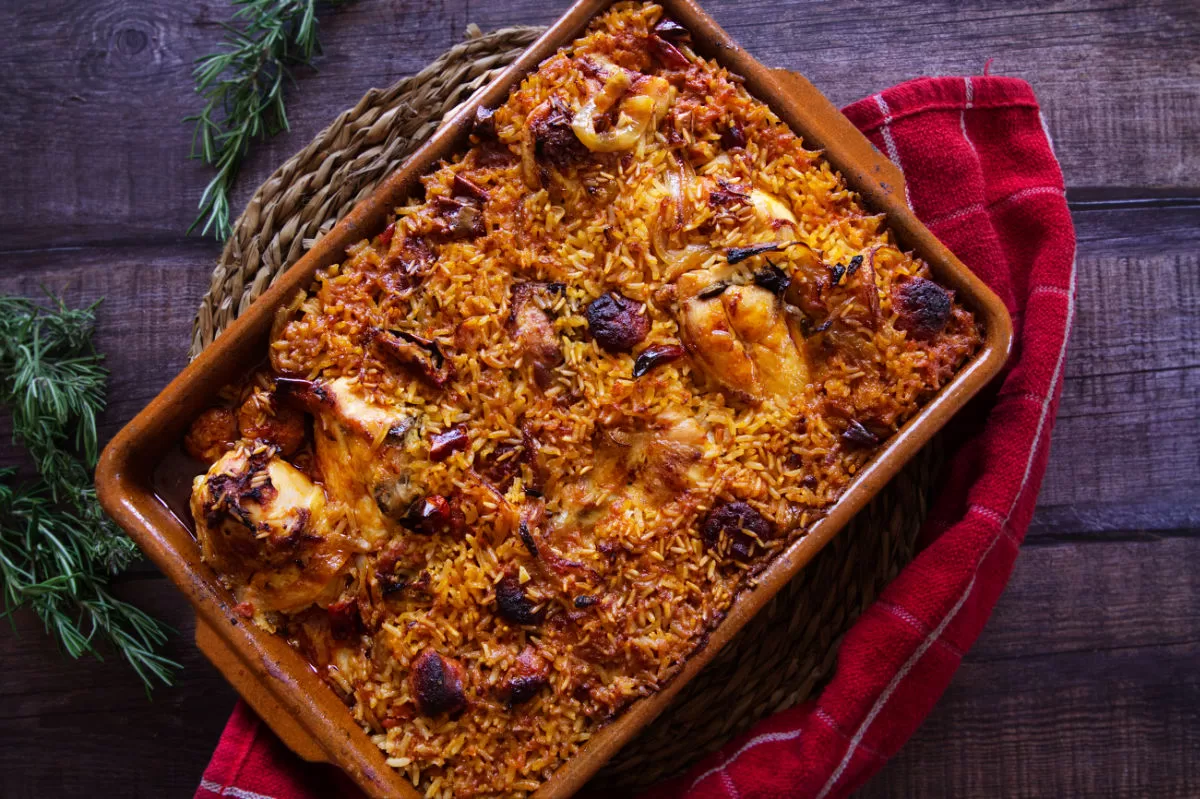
[187,0,351,239]
[0,294,178,690]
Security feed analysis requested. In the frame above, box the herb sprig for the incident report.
[0,295,178,690]
[187,0,351,239]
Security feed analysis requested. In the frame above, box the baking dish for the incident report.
[96,0,1012,796]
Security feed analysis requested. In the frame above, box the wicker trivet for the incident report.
[190,26,940,791]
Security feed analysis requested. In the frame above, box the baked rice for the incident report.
[184,4,981,796]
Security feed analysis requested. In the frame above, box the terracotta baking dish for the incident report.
[96,0,1012,795]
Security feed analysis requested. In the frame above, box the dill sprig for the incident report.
[0,294,178,690]
[187,0,351,239]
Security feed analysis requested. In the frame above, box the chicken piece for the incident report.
[547,408,711,561]
[722,285,809,403]
[677,267,810,405]
[278,376,414,444]
[749,188,798,231]
[183,407,239,464]
[191,444,349,613]
[509,282,564,386]
[278,376,419,545]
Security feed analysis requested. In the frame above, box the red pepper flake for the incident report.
[653,18,691,42]
[429,425,469,461]
[649,34,689,69]
[452,173,489,203]
[233,601,255,619]
[841,419,880,448]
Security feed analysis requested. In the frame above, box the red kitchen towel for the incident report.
[197,74,1075,799]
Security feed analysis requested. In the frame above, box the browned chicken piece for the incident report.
[278,376,419,545]
[190,443,350,613]
[509,282,564,387]
[410,649,468,717]
[183,406,239,464]
[278,376,415,444]
[236,387,307,456]
[677,267,809,405]
[546,408,712,563]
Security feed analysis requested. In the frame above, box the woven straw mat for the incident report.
[189,26,945,792]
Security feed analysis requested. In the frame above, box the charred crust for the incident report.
[892,277,953,339]
[495,572,545,626]
[409,649,467,717]
[518,522,541,559]
[585,292,651,353]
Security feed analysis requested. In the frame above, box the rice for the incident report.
[188,3,980,797]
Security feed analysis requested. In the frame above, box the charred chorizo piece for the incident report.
[237,389,306,456]
[409,649,468,717]
[586,291,650,353]
[892,277,953,339]
[183,406,239,464]
[495,571,545,626]
[530,97,589,169]
[500,646,550,706]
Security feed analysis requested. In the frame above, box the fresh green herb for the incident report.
[0,294,178,690]
[187,0,351,239]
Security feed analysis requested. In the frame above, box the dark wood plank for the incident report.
[1028,205,1200,537]
[859,536,1200,799]
[0,577,236,799]
[1,0,1197,251]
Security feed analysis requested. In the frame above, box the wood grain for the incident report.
[860,537,1200,799]
[0,0,1197,796]
[1,0,1197,251]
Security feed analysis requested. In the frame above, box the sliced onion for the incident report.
[572,72,674,153]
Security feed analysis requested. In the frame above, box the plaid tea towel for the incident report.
[197,74,1076,799]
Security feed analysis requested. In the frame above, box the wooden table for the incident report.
[1,0,1196,796]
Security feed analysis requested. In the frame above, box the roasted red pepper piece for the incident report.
[429,425,469,461]
[632,343,686,378]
